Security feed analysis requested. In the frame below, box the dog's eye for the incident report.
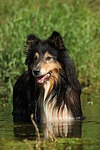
[33,55,37,62]
[46,56,52,61]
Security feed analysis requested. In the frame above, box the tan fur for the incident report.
[33,51,74,122]
[40,52,73,122]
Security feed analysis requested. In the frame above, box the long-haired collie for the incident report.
[13,31,84,123]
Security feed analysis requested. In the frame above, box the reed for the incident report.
[0,0,99,102]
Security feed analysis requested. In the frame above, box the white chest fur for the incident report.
[43,81,73,123]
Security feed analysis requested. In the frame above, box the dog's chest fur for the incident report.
[38,81,74,123]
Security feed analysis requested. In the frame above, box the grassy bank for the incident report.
[0,0,100,102]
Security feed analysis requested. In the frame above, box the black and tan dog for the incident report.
[13,31,84,123]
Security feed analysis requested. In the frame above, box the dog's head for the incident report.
[25,31,66,84]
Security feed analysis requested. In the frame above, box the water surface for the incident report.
[0,93,100,149]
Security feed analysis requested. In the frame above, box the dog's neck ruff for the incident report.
[42,78,74,123]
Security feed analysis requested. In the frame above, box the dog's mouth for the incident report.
[37,72,51,84]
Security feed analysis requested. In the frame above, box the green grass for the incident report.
[0,0,100,102]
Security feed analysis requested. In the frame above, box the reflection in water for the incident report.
[13,118,82,140]
[45,121,82,139]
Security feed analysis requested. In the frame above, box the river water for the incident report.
[0,93,100,149]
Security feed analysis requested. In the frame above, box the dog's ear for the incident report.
[48,31,66,51]
[25,34,39,66]
[25,34,39,51]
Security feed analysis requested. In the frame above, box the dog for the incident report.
[13,31,84,123]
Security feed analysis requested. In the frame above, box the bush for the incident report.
[0,0,100,102]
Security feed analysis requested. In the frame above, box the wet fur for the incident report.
[13,31,84,123]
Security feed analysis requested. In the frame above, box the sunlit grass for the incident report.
[0,0,100,102]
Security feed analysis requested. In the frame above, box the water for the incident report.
[0,93,100,150]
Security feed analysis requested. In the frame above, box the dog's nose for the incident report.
[32,69,40,76]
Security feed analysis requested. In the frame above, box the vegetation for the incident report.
[0,0,100,103]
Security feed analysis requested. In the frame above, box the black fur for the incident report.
[13,31,84,122]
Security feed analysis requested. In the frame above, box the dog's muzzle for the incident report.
[32,69,40,76]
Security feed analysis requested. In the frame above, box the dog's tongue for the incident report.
[37,73,50,84]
